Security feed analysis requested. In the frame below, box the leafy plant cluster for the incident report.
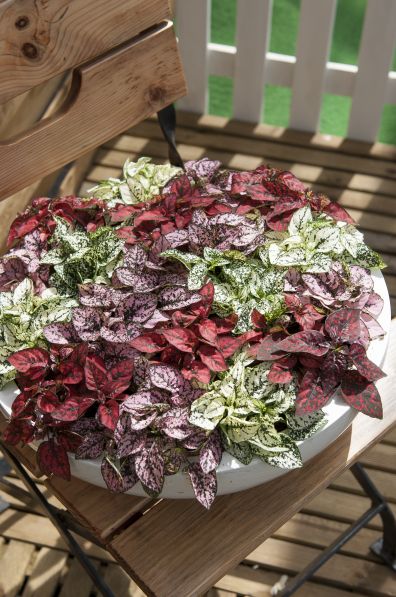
[0,157,387,508]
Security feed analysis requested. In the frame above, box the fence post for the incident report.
[289,0,337,132]
[347,0,396,143]
[233,0,273,122]
[175,0,211,113]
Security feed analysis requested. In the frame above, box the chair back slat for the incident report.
[290,0,337,132]
[348,0,396,142]
[233,0,272,122]
[0,22,186,202]
[0,0,170,104]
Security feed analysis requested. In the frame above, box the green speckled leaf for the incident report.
[187,262,208,290]
[286,410,327,441]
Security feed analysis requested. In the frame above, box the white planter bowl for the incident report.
[0,271,391,499]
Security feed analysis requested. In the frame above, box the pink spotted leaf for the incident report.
[75,432,106,459]
[134,441,164,494]
[295,369,331,415]
[348,343,386,382]
[188,463,217,509]
[199,431,223,474]
[277,331,330,356]
[325,308,361,344]
[101,457,124,492]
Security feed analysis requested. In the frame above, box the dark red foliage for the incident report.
[37,438,71,481]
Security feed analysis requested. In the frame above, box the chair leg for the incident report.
[0,442,116,597]
[351,462,396,571]
[0,456,10,512]
[275,462,396,596]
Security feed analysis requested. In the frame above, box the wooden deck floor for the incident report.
[1,113,396,596]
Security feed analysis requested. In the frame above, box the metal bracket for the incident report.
[277,462,396,596]
[0,442,116,597]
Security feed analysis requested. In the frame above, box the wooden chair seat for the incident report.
[1,317,395,597]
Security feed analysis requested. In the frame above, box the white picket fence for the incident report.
[175,0,396,143]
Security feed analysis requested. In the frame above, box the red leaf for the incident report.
[320,351,348,394]
[348,343,386,382]
[109,205,137,224]
[341,371,383,418]
[198,319,218,345]
[130,332,167,353]
[277,331,330,356]
[251,309,267,330]
[171,310,198,327]
[8,348,49,374]
[106,359,134,397]
[268,363,294,384]
[98,400,119,431]
[58,362,84,385]
[299,354,323,369]
[198,281,215,315]
[216,335,246,359]
[325,308,361,344]
[167,174,192,198]
[84,355,108,393]
[52,396,94,422]
[115,226,138,244]
[295,369,331,415]
[7,213,43,247]
[294,304,324,330]
[3,420,34,445]
[212,314,238,334]
[198,344,227,372]
[256,334,286,361]
[162,327,198,353]
[266,198,307,231]
[37,439,71,481]
[37,391,60,414]
[323,201,355,225]
[11,392,32,417]
[182,360,211,384]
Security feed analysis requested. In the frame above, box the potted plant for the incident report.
[0,157,389,508]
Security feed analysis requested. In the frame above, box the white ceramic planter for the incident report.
[0,271,391,499]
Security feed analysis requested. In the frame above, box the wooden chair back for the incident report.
[0,0,186,202]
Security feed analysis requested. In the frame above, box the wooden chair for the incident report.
[0,2,396,596]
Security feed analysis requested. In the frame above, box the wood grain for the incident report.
[0,21,186,201]
[0,75,71,251]
[0,0,170,103]
[108,320,396,597]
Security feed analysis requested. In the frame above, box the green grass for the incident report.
[208,0,396,144]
